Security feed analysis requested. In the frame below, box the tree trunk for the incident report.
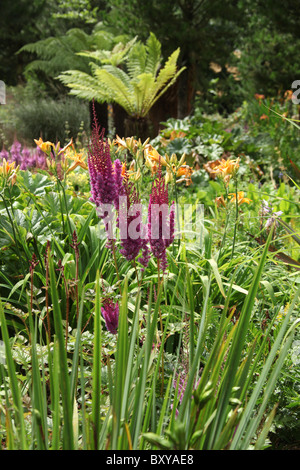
[177,57,197,119]
[124,116,153,142]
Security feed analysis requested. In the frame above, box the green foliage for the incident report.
[19,23,133,90]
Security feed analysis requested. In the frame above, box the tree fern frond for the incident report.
[153,48,182,93]
[92,68,135,114]
[78,36,137,67]
[144,32,161,76]
[58,70,111,102]
[145,66,186,113]
[132,73,156,116]
[126,42,147,79]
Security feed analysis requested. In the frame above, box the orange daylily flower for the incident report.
[176,164,193,178]
[176,164,193,185]
[284,90,293,101]
[210,157,240,183]
[144,145,168,167]
[254,93,265,101]
[215,195,227,208]
[118,161,141,182]
[228,191,251,205]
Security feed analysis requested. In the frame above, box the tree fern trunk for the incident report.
[124,116,153,141]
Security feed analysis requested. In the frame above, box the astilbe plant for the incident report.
[101,298,119,334]
[0,140,47,171]
[87,109,151,271]
[118,170,150,268]
[148,167,175,273]
[87,108,123,241]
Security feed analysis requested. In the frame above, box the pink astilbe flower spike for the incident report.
[118,169,150,267]
[87,103,123,240]
[148,167,175,272]
[101,298,119,334]
[88,107,121,208]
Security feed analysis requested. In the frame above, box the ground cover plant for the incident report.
[0,92,299,450]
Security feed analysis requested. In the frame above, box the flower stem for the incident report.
[231,177,239,260]
[157,258,165,395]
[133,258,140,287]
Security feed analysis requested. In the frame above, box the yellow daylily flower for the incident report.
[58,138,73,156]
[0,158,19,185]
[66,150,88,174]
[34,137,55,155]
[228,191,251,205]
[145,156,159,176]
[144,145,168,167]
[113,135,150,156]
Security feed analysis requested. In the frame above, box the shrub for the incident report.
[14,97,90,146]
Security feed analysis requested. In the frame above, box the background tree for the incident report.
[233,0,300,99]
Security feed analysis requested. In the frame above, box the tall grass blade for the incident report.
[208,228,273,447]
[0,298,27,449]
[91,271,102,449]
[49,255,74,449]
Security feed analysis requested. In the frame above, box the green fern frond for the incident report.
[92,68,135,114]
[144,32,161,76]
[78,36,137,67]
[132,73,156,116]
[126,42,147,80]
[153,48,181,93]
[58,70,111,102]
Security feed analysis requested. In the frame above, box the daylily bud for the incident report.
[165,168,173,184]
[178,153,186,167]
[142,137,150,147]
[134,168,141,181]
[170,153,177,164]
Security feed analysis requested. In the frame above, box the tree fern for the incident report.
[58,33,185,120]
[92,67,136,115]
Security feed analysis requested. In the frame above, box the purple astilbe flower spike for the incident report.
[0,148,9,161]
[10,140,22,166]
[87,104,124,242]
[138,225,151,269]
[87,122,117,208]
[148,169,175,272]
[118,171,150,267]
[101,298,119,334]
[113,158,125,213]
[0,140,48,171]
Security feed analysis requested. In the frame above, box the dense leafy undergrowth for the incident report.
[0,96,299,450]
